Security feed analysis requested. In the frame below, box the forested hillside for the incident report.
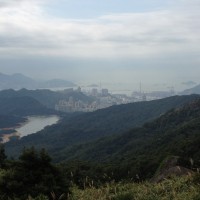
[0,96,57,132]
[0,88,93,109]
[0,115,26,128]
[1,146,199,200]
[0,96,56,116]
[60,98,200,180]
[2,98,200,198]
[0,147,68,200]
[5,94,200,160]
[1,95,200,199]
[0,88,88,129]
[0,92,59,133]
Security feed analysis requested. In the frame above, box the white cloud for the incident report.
[0,0,200,60]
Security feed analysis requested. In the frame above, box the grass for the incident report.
[68,174,200,200]
[14,174,200,200]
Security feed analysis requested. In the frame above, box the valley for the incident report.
[0,88,200,199]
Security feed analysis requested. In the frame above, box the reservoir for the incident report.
[16,115,60,137]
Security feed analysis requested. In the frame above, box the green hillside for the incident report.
[0,115,26,128]
[59,98,200,180]
[1,146,199,200]
[0,96,56,116]
[0,88,93,109]
[1,97,200,199]
[5,95,200,159]
[0,95,57,138]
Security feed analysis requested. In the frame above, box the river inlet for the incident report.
[16,115,60,137]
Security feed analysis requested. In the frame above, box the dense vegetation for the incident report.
[5,94,200,160]
[0,96,56,116]
[0,146,200,200]
[0,146,68,200]
[0,95,57,142]
[0,95,57,141]
[0,88,93,109]
[69,175,200,200]
[0,91,61,142]
[59,99,200,181]
[0,115,26,128]
[1,94,200,199]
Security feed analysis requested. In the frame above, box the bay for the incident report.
[16,115,60,137]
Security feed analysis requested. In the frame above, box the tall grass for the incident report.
[26,174,200,200]
[68,175,200,200]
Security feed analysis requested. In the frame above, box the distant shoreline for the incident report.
[1,132,20,143]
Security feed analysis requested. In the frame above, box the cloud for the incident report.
[0,0,20,7]
[0,0,200,61]
[0,0,47,7]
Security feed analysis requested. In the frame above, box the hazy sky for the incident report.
[0,0,200,91]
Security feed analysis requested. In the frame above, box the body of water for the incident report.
[16,115,60,137]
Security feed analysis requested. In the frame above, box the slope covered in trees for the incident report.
[1,146,200,200]
[0,96,56,116]
[0,94,58,135]
[0,88,93,109]
[59,98,200,180]
[0,115,26,128]
[0,147,68,200]
[0,88,88,131]
[1,96,200,199]
[5,94,200,160]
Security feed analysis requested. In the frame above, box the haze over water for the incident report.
[0,0,199,88]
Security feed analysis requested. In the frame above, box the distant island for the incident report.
[0,73,76,90]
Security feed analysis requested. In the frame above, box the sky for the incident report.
[0,0,200,91]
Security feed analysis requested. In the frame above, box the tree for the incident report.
[0,145,6,168]
[0,147,69,200]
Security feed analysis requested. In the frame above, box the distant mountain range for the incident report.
[0,88,93,109]
[0,73,76,90]
[180,84,200,95]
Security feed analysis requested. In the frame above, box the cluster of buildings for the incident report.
[55,88,117,112]
[55,96,98,112]
[55,86,176,113]
[55,88,136,113]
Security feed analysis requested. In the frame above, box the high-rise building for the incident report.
[102,88,109,96]
[69,96,74,106]
[91,88,98,96]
